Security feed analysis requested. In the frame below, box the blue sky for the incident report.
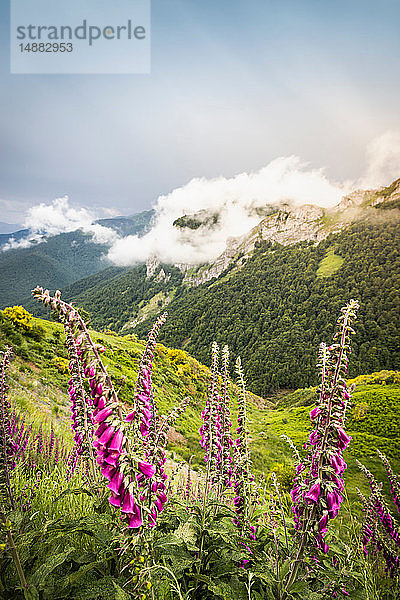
[1,0,400,222]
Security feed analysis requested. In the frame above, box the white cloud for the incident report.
[359,131,400,189]
[1,196,118,251]
[107,156,348,266]
[3,131,399,264]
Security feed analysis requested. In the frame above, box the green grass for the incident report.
[2,311,400,598]
[2,311,400,509]
[316,249,344,278]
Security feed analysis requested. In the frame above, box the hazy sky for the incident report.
[1,0,400,223]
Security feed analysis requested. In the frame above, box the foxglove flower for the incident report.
[358,457,400,576]
[233,357,256,539]
[33,288,187,530]
[289,300,359,559]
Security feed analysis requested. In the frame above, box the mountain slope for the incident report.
[63,215,400,396]
[137,219,400,395]
[1,309,399,502]
[0,210,153,308]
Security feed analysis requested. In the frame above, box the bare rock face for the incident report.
[337,189,376,210]
[146,255,160,278]
[182,203,326,286]
[154,268,171,283]
[258,204,324,244]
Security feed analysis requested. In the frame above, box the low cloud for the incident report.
[3,132,400,265]
[359,131,400,189]
[108,156,348,266]
[1,196,118,251]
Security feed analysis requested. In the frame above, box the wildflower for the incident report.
[336,427,351,450]
[108,470,124,494]
[304,482,321,504]
[310,406,321,420]
[0,347,18,510]
[233,357,256,538]
[288,299,359,571]
[327,491,342,518]
[138,461,156,478]
[93,406,113,423]
[108,430,123,453]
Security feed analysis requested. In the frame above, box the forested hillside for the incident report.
[136,220,400,395]
[47,216,400,396]
[0,211,153,308]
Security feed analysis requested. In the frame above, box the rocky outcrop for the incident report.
[182,203,326,286]
[154,268,171,283]
[147,179,400,288]
[146,255,160,278]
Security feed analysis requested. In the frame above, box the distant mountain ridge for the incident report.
[168,178,400,286]
[0,221,22,234]
[0,210,154,308]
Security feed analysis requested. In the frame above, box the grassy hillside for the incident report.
[1,308,399,508]
[51,217,400,397]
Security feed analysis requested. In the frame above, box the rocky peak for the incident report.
[181,203,326,286]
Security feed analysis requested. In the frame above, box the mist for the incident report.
[1,196,118,251]
[2,132,399,265]
[107,156,349,266]
[359,131,400,189]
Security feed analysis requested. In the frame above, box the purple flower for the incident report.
[103,453,119,467]
[154,497,164,512]
[125,410,136,422]
[127,505,142,529]
[158,490,167,504]
[108,430,123,453]
[308,430,320,446]
[100,465,116,481]
[108,470,124,494]
[96,396,106,410]
[327,490,342,518]
[95,422,108,438]
[138,461,156,478]
[310,406,321,420]
[93,406,113,423]
[109,493,121,508]
[318,513,329,533]
[121,491,136,513]
[98,425,115,446]
[336,427,351,450]
[304,482,321,504]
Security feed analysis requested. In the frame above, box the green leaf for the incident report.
[289,580,308,594]
[53,488,96,503]
[29,547,76,589]
[73,576,130,600]
[23,585,40,600]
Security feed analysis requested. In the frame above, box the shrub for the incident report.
[51,356,70,374]
[2,306,33,332]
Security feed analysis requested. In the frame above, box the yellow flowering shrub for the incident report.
[51,356,70,374]
[3,305,33,332]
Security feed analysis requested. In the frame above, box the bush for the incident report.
[2,305,33,332]
[51,356,70,374]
